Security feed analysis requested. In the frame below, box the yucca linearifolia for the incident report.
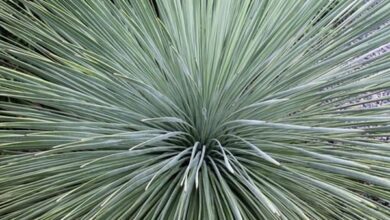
[0,0,390,219]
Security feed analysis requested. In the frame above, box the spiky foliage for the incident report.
[0,0,389,219]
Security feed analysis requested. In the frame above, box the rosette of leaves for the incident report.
[0,0,390,219]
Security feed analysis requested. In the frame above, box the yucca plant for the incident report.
[0,0,390,219]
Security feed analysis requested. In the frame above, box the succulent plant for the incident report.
[0,0,389,219]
